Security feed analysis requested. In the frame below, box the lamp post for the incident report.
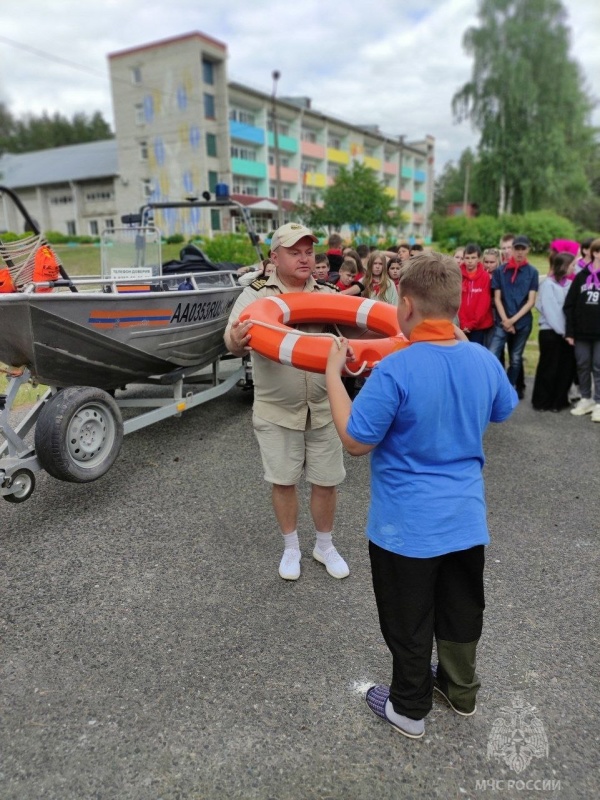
[271,70,284,228]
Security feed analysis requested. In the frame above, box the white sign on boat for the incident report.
[110,267,154,281]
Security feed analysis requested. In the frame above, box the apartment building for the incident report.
[0,31,434,242]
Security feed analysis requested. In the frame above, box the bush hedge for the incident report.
[431,210,595,253]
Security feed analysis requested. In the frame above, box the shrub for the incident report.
[198,233,261,266]
[432,210,577,253]
[166,233,185,245]
[44,230,69,244]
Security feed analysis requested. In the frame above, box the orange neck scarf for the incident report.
[408,319,455,343]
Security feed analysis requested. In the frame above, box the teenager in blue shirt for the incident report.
[488,235,539,392]
[326,252,517,739]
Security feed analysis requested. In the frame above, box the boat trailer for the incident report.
[0,358,247,503]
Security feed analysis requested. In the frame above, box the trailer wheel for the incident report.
[34,387,123,482]
[4,469,36,503]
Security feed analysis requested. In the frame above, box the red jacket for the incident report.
[458,263,493,331]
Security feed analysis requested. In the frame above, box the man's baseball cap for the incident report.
[513,235,531,248]
[270,222,317,250]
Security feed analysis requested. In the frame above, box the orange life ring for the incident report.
[239,293,408,374]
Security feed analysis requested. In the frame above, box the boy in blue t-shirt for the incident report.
[325,252,517,739]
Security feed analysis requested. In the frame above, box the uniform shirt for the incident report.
[491,262,539,331]
[347,342,517,558]
[225,272,339,430]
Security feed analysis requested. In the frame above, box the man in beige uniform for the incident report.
[225,223,348,581]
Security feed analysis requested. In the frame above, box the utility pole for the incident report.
[271,70,284,228]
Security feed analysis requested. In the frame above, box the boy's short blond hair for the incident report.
[398,252,461,317]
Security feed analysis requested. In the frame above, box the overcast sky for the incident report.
[1,0,599,171]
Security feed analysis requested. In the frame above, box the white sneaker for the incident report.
[570,398,595,416]
[312,546,349,579]
[279,548,301,580]
[591,404,600,423]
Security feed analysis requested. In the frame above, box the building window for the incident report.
[269,185,291,201]
[232,180,259,196]
[85,190,114,202]
[206,133,217,157]
[268,153,289,167]
[204,93,216,119]
[140,140,148,161]
[104,219,115,230]
[141,178,153,199]
[210,209,221,231]
[327,164,341,178]
[301,128,318,143]
[328,135,342,149]
[202,59,215,85]
[89,220,99,236]
[66,220,77,236]
[131,66,142,84]
[230,145,257,161]
[301,159,319,174]
[135,103,145,125]
[229,107,256,126]
[208,171,219,193]
[267,120,290,136]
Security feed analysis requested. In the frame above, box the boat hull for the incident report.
[0,286,241,389]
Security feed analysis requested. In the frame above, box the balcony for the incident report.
[303,171,327,189]
[383,161,397,175]
[401,165,413,179]
[300,141,326,159]
[413,191,426,203]
[414,169,427,182]
[400,189,412,201]
[364,156,382,171]
[231,158,267,179]
[327,147,350,165]
[229,120,265,145]
[268,165,300,183]
[267,131,298,154]
[384,187,397,198]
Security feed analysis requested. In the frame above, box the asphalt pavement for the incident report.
[1,368,599,800]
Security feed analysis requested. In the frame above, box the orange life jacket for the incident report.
[33,245,61,292]
[0,268,16,293]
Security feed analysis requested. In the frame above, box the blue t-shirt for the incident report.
[491,263,539,330]
[347,341,518,558]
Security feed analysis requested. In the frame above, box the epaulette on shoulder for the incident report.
[250,278,269,290]
[316,280,340,292]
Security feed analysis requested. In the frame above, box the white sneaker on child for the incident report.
[591,404,600,423]
[570,398,595,416]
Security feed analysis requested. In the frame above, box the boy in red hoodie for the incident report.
[459,243,494,346]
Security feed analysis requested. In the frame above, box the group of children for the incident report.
[315,239,424,306]
[238,231,599,422]
[449,234,600,422]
